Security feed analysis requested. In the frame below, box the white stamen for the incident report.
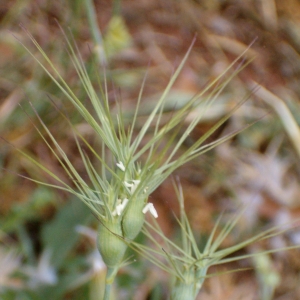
[112,198,129,216]
[132,180,141,185]
[142,203,158,218]
[124,181,133,188]
[124,180,141,194]
[131,180,140,193]
[116,161,125,172]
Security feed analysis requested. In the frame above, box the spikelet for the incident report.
[97,218,127,268]
[121,196,147,240]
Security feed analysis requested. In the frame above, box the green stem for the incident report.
[170,268,206,300]
[103,284,111,300]
[170,282,197,300]
[103,266,119,300]
[84,0,107,66]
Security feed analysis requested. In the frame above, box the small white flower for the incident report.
[142,203,158,218]
[112,198,129,216]
[116,161,125,171]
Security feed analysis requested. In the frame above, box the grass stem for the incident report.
[84,0,107,66]
[103,284,112,300]
[103,266,119,300]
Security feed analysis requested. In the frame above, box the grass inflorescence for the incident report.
[9,25,258,299]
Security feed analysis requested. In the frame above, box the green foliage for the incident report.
[41,198,93,268]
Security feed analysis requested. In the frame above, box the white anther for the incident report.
[124,181,133,188]
[132,180,141,185]
[131,180,140,193]
[116,161,125,172]
[142,203,158,218]
[112,198,129,216]
[124,180,140,194]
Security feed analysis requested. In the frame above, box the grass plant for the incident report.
[131,181,300,300]
[8,25,258,299]
[2,1,300,299]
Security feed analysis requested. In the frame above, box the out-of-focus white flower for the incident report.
[75,226,106,273]
[0,247,22,290]
[87,249,106,273]
[218,143,300,206]
[76,225,97,241]
[23,249,57,289]
[69,226,106,290]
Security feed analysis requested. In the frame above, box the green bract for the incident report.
[97,219,126,268]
